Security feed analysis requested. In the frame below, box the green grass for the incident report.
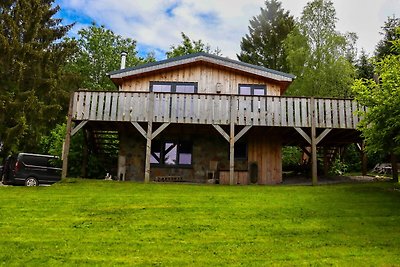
[1,180,400,266]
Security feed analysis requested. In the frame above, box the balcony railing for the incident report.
[71,91,365,129]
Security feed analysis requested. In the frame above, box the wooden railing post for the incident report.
[62,93,74,179]
[310,97,318,185]
[229,96,236,185]
[144,92,154,183]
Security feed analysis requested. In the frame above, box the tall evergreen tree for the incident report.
[375,16,400,59]
[237,0,295,72]
[355,49,374,80]
[0,0,76,158]
[284,0,356,97]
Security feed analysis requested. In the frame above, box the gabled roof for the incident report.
[108,52,295,85]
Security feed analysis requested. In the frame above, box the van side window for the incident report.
[23,155,47,166]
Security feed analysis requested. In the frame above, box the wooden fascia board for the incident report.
[109,56,293,84]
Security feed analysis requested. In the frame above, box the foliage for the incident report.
[355,49,374,79]
[166,32,221,58]
[39,122,106,178]
[65,23,155,90]
[282,146,302,170]
[0,0,76,158]
[352,35,400,157]
[375,16,400,59]
[1,181,400,265]
[284,0,356,97]
[329,157,348,175]
[237,0,295,72]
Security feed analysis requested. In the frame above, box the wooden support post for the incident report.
[81,129,89,178]
[144,92,154,183]
[391,152,398,183]
[229,96,235,185]
[62,93,74,179]
[310,97,318,186]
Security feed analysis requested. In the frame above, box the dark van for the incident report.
[1,153,61,186]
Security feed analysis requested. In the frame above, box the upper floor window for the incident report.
[238,84,266,96]
[150,82,198,93]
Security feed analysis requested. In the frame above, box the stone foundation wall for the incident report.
[119,124,248,182]
[118,124,281,184]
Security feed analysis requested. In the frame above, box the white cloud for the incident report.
[57,0,400,60]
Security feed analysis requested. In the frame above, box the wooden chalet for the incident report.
[62,52,364,185]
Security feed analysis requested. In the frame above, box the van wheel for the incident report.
[25,177,39,187]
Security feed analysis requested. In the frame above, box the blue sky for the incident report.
[54,0,400,60]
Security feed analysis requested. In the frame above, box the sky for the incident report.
[55,0,400,60]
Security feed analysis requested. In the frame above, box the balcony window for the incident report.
[151,140,192,166]
[150,82,197,93]
[238,84,266,96]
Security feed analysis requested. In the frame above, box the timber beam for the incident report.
[212,124,252,185]
[294,97,332,186]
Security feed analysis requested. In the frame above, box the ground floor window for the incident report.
[150,140,192,166]
[234,142,248,160]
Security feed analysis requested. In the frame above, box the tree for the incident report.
[66,23,155,90]
[375,16,400,59]
[355,49,374,80]
[352,34,400,181]
[284,0,356,97]
[0,0,76,158]
[237,0,295,72]
[166,32,221,58]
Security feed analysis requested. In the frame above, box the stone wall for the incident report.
[119,124,249,183]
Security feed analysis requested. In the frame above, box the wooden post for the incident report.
[62,93,74,179]
[144,92,154,183]
[229,96,235,185]
[310,97,318,185]
[391,152,398,183]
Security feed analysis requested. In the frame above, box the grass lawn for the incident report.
[1,179,400,266]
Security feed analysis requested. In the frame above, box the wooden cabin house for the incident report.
[62,53,364,185]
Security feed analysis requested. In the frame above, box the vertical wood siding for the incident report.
[120,64,282,96]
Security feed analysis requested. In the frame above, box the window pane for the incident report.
[153,84,171,92]
[234,142,247,159]
[179,153,192,165]
[178,142,192,165]
[239,86,251,95]
[164,142,177,165]
[151,141,161,164]
[176,85,195,93]
[150,153,161,164]
[253,88,265,96]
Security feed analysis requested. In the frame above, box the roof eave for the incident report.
[109,54,294,84]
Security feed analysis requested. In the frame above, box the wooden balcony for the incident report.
[71,91,364,129]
